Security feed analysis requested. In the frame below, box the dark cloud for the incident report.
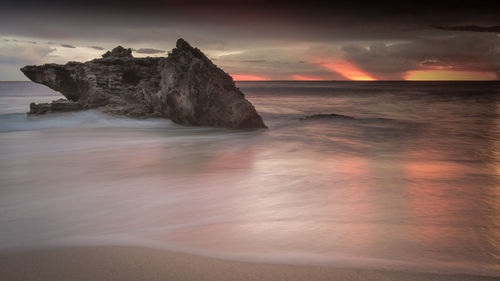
[134,48,165,54]
[241,59,267,63]
[90,46,104,50]
[26,1,500,24]
[60,44,76,48]
[6,39,37,44]
[430,25,500,33]
[342,34,500,79]
[1,0,499,80]
[1,0,499,43]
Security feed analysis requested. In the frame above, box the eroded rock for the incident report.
[29,99,83,114]
[21,39,267,129]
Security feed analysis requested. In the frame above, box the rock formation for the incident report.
[300,113,356,120]
[30,99,83,114]
[21,39,267,129]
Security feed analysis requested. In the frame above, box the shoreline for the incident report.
[1,246,498,281]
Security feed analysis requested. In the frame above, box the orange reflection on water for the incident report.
[322,155,370,177]
[203,146,256,173]
[404,160,472,180]
[400,147,500,270]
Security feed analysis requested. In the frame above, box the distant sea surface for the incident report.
[0,81,499,276]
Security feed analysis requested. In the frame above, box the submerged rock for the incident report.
[29,99,83,114]
[300,113,356,120]
[21,39,266,129]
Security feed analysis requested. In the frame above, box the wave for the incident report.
[0,110,174,133]
[299,113,416,125]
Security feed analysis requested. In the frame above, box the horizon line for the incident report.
[232,80,500,82]
[1,80,499,83]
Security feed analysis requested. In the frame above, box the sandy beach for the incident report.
[0,246,498,281]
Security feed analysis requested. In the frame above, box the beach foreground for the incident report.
[0,246,497,281]
[1,81,499,279]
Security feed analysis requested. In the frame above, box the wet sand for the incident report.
[0,246,497,281]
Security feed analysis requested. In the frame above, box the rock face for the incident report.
[21,39,267,129]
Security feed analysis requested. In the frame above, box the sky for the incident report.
[0,0,499,81]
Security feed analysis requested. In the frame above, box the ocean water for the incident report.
[0,81,499,276]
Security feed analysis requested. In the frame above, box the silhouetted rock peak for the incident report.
[20,38,267,129]
[176,38,192,50]
[102,46,133,59]
[171,38,212,65]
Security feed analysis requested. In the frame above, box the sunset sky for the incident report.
[0,0,499,81]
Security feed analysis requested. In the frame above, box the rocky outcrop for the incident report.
[21,39,267,129]
[29,99,83,114]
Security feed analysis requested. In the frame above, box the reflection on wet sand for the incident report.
[0,81,499,276]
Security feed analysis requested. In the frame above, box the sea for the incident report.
[0,81,499,276]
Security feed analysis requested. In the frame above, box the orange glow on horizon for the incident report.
[405,70,498,81]
[291,74,325,81]
[231,74,270,81]
[318,61,376,81]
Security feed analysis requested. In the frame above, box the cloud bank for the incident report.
[0,0,498,80]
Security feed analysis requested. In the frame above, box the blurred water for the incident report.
[0,81,499,275]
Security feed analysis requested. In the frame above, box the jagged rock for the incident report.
[158,39,267,128]
[101,46,133,59]
[21,39,267,129]
[21,54,162,118]
[29,102,51,114]
[29,99,83,114]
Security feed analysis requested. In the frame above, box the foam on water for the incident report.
[0,111,177,132]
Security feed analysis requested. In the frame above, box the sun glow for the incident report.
[318,61,376,81]
[291,74,325,81]
[231,74,270,81]
[405,70,498,81]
